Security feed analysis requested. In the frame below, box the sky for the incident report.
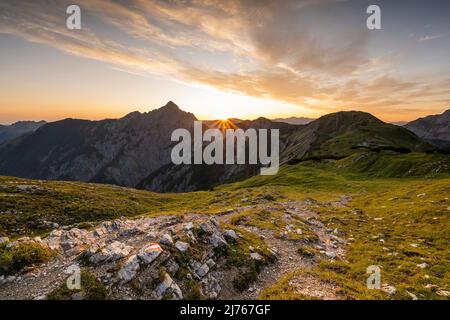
[1,0,450,124]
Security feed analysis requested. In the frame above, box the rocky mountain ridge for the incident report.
[405,109,450,149]
[0,120,46,145]
[0,103,447,192]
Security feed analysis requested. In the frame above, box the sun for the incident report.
[214,118,238,130]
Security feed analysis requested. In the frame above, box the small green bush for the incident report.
[319,261,351,275]
[184,280,204,300]
[0,242,52,275]
[297,245,316,258]
[48,270,108,300]
[233,268,258,291]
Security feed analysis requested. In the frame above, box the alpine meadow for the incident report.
[0,0,449,303]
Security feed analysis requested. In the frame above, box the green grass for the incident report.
[335,151,450,178]
[48,270,108,300]
[0,176,248,237]
[297,245,317,259]
[221,223,275,290]
[1,150,449,299]
[251,159,450,299]
[0,241,52,275]
[228,207,318,243]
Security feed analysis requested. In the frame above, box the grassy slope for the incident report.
[227,156,450,299]
[282,111,434,163]
[0,151,449,299]
[0,177,211,236]
[0,176,278,236]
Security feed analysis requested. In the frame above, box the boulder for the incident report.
[119,225,143,236]
[65,246,83,256]
[406,291,418,300]
[164,259,180,276]
[206,258,216,268]
[32,236,43,244]
[437,290,450,297]
[183,222,193,231]
[92,226,107,237]
[118,255,140,283]
[381,284,397,295]
[185,230,197,243]
[60,241,76,251]
[195,264,210,278]
[200,222,215,234]
[154,273,183,300]
[65,228,85,240]
[49,230,63,237]
[209,232,227,248]
[137,243,163,264]
[159,234,174,247]
[175,241,189,253]
[201,272,221,299]
[250,252,263,261]
[223,229,238,241]
[89,241,132,264]
[45,238,61,251]
[209,217,219,227]
[146,231,157,239]
[111,219,125,231]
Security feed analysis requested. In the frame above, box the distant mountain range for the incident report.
[405,109,450,149]
[0,121,46,145]
[273,116,314,125]
[274,117,410,127]
[0,102,297,192]
[390,121,408,126]
[0,102,448,192]
[0,102,198,190]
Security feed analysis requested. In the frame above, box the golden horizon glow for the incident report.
[1,1,450,124]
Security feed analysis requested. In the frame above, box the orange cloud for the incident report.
[1,0,449,121]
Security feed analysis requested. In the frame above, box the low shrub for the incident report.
[0,242,52,275]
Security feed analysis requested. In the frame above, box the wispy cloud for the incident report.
[1,0,449,118]
[418,34,443,42]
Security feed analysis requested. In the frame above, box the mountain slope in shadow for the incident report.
[0,104,446,192]
[405,109,450,149]
[0,120,46,145]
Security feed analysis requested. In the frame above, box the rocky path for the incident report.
[0,199,348,300]
[234,226,311,299]
[217,200,347,299]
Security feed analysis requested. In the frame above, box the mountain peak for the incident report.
[161,101,180,111]
[314,110,383,129]
[148,101,197,122]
